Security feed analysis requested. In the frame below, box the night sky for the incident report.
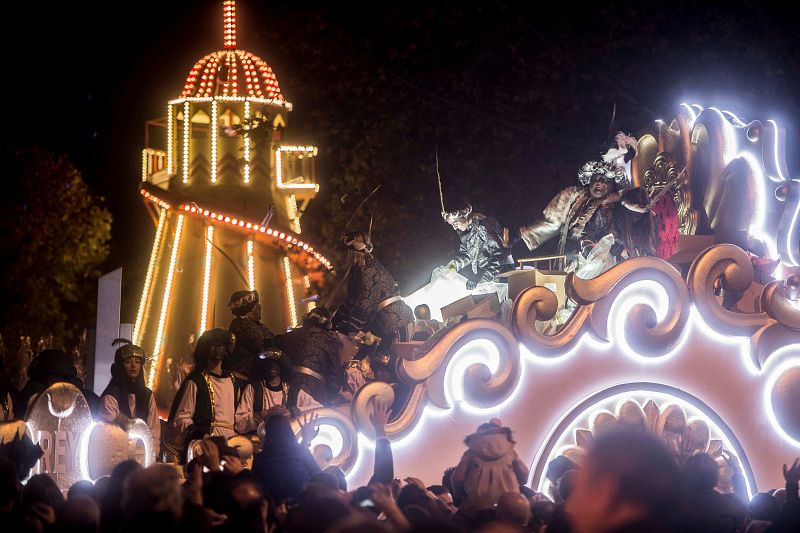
[4,0,800,322]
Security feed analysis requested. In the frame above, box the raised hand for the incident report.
[368,482,410,530]
[222,453,244,475]
[369,399,391,439]
[198,438,221,471]
[299,412,320,444]
[783,458,800,484]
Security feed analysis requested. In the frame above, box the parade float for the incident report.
[6,2,800,497]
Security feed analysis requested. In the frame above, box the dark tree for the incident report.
[0,146,112,352]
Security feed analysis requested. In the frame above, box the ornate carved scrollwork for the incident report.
[396,318,521,410]
[687,244,800,368]
[290,407,359,472]
[351,381,428,442]
[643,152,698,235]
[687,244,769,336]
[572,256,691,356]
[512,286,592,357]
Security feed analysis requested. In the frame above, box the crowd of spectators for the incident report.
[1,397,798,533]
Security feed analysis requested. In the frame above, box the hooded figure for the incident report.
[443,204,509,289]
[166,328,246,461]
[99,340,160,450]
[17,349,100,419]
[518,160,624,271]
[450,419,530,519]
[274,307,345,407]
[234,349,320,434]
[332,231,413,353]
[227,290,274,378]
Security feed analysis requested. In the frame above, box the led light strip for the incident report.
[767,120,788,182]
[247,240,255,290]
[138,189,333,270]
[210,100,218,183]
[200,225,214,335]
[287,195,301,233]
[182,101,190,183]
[150,214,185,387]
[223,0,237,49]
[303,275,316,311]
[141,149,148,182]
[283,256,298,326]
[275,146,320,190]
[170,96,291,109]
[243,100,251,184]
[177,203,332,269]
[140,189,171,210]
[167,104,174,173]
[133,209,168,345]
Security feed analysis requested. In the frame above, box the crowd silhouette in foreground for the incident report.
[1,397,798,533]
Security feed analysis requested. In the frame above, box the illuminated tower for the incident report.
[135,0,330,391]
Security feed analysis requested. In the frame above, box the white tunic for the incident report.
[99,392,161,448]
[172,375,241,439]
[235,383,322,434]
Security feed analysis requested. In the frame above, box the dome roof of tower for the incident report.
[179,49,287,105]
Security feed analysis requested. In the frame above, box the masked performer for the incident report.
[518,160,625,271]
[167,328,244,459]
[227,290,274,377]
[332,231,414,352]
[274,307,346,408]
[235,349,320,434]
[442,204,509,290]
[99,340,160,447]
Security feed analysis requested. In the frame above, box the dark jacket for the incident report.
[251,414,320,502]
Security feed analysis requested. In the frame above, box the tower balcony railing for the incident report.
[142,149,168,188]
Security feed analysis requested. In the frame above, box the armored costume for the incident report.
[444,205,508,288]
[332,232,413,351]
[99,340,160,450]
[274,309,345,407]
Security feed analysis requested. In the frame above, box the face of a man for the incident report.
[589,177,611,199]
[449,217,470,231]
[247,302,262,321]
[123,357,142,380]
[267,361,281,381]
[208,342,228,364]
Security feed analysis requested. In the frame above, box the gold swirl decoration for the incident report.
[512,285,591,357]
[687,244,769,341]
[571,256,691,356]
[396,318,521,410]
[688,244,800,368]
[350,381,428,441]
[513,256,690,358]
[643,153,698,235]
[290,407,358,472]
